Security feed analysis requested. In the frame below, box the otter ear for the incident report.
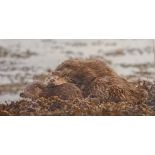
[32,82,44,89]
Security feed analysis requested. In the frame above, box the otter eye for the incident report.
[20,93,25,97]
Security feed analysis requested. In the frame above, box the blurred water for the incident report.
[0,93,20,103]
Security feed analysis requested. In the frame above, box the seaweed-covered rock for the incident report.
[0,97,154,116]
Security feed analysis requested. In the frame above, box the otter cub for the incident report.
[20,82,45,100]
[42,75,83,100]
[20,76,83,100]
[42,83,83,100]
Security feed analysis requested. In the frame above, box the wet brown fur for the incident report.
[55,58,148,103]
[41,83,83,100]
[20,82,45,100]
[20,82,83,101]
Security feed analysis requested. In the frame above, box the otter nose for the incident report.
[50,77,55,82]
[47,77,56,84]
[20,92,25,97]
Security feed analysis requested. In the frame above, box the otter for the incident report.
[20,82,45,100]
[55,58,148,103]
[42,83,83,100]
[20,76,83,101]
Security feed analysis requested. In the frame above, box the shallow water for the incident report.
[0,39,154,102]
[0,93,20,103]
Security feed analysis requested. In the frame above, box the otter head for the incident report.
[45,73,67,86]
[20,82,45,99]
